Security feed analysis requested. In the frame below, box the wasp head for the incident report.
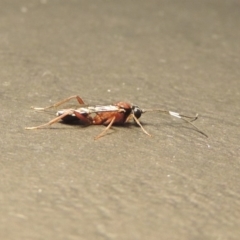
[132,105,143,119]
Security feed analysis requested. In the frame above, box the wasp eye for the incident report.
[132,105,142,119]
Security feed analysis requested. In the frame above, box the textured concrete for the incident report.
[0,0,239,239]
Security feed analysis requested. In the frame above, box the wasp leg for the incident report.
[25,109,75,129]
[125,114,133,123]
[132,114,151,137]
[32,95,85,111]
[94,117,116,140]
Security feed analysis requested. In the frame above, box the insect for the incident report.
[25,95,208,139]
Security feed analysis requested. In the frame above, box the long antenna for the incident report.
[142,109,208,138]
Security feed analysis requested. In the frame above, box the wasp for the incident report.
[25,95,208,139]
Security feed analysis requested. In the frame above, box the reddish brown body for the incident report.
[57,100,136,139]
[92,102,132,125]
[26,95,208,139]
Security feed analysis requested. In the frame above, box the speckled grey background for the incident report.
[0,0,239,239]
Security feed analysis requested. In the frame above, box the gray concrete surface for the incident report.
[0,0,239,239]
